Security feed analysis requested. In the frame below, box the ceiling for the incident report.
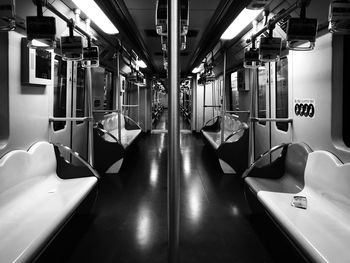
[123,0,222,76]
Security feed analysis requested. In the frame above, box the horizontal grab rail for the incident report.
[226,110,250,114]
[122,105,139,107]
[93,110,120,113]
[250,118,293,123]
[49,117,93,122]
[204,105,221,108]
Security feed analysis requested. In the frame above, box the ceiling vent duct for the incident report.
[329,0,350,34]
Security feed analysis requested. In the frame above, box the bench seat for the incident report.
[201,115,249,174]
[94,113,142,174]
[244,145,350,262]
[0,141,98,263]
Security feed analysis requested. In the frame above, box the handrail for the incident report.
[226,113,240,120]
[226,110,250,114]
[250,117,293,123]
[49,117,93,122]
[94,126,121,145]
[203,115,220,127]
[242,143,291,179]
[204,105,221,108]
[51,142,100,179]
[124,115,142,129]
[224,123,249,142]
[122,105,139,107]
[93,110,120,113]
[247,0,307,44]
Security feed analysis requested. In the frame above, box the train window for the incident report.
[53,55,67,131]
[230,72,239,110]
[257,67,267,125]
[275,57,289,131]
[343,36,350,147]
[76,63,86,124]
[0,33,9,148]
[103,70,113,110]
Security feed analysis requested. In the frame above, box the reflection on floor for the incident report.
[38,133,305,263]
[152,109,191,131]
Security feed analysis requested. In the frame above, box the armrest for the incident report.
[224,123,249,142]
[51,142,100,179]
[242,143,290,179]
[124,115,142,130]
[94,126,121,144]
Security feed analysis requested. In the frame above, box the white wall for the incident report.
[0,31,52,158]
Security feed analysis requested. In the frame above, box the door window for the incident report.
[275,57,289,131]
[53,55,67,131]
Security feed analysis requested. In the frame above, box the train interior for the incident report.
[1,0,350,262]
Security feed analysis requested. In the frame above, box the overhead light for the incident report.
[191,65,201,74]
[221,8,262,40]
[71,0,119,34]
[136,59,147,68]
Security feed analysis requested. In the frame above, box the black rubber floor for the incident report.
[37,132,305,263]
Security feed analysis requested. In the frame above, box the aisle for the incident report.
[152,109,191,131]
[38,132,303,262]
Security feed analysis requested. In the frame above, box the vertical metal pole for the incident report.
[168,0,180,262]
[86,64,94,165]
[220,50,227,144]
[85,20,93,166]
[137,84,140,125]
[202,83,206,126]
[116,51,122,142]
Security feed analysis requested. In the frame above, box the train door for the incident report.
[270,58,291,149]
[71,62,88,161]
[254,58,292,160]
[50,55,72,159]
[50,59,88,162]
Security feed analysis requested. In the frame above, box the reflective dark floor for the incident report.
[153,109,191,131]
[38,114,305,262]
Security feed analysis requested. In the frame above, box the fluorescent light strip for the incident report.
[221,8,262,40]
[71,0,119,34]
[136,60,147,68]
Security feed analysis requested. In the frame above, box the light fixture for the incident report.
[136,59,147,68]
[71,0,118,34]
[221,8,262,40]
[191,65,201,74]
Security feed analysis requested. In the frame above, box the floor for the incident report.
[152,109,191,131]
[38,113,305,263]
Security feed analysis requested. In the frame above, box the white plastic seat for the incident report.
[0,141,97,263]
[254,150,350,262]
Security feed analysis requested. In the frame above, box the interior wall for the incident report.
[0,31,52,158]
